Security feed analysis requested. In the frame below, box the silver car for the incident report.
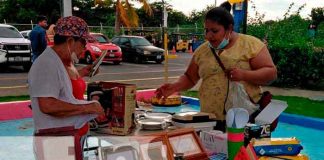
[0,24,32,71]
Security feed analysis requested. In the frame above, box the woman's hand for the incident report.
[155,83,177,99]
[228,67,246,81]
[79,65,99,77]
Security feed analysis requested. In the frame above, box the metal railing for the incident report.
[8,24,205,39]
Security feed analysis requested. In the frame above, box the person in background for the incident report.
[46,15,60,46]
[30,15,48,62]
[155,7,277,132]
[308,23,317,38]
[28,16,105,159]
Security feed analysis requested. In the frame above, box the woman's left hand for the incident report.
[228,67,246,81]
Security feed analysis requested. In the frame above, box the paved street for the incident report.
[1,52,323,99]
[0,52,192,96]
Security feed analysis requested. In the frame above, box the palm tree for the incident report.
[95,0,152,34]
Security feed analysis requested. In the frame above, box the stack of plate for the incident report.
[137,119,167,130]
[137,112,172,130]
[144,112,172,121]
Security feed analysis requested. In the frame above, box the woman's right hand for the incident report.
[155,83,177,99]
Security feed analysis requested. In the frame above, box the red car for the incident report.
[80,33,122,65]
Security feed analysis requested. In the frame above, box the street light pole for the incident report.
[62,0,72,17]
[162,0,169,83]
[242,0,248,33]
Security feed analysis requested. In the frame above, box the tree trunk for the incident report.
[115,0,120,34]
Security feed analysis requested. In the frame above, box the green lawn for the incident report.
[0,95,30,102]
[181,91,324,119]
[1,92,323,119]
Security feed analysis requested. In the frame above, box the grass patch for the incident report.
[181,91,324,119]
[273,96,324,119]
[0,95,30,102]
[181,91,198,98]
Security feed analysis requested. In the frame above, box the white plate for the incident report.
[138,119,167,130]
[144,112,172,121]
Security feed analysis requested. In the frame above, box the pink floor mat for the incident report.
[0,90,157,121]
[0,101,32,121]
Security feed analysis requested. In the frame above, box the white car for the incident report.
[20,30,31,40]
[0,24,32,71]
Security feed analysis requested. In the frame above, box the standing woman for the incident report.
[155,7,277,131]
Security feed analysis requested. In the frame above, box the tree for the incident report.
[96,0,152,34]
[137,1,165,27]
[0,0,60,24]
[137,1,190,28]
[73,0,115,26]
[310,7,324,26]
[188,5,214,28]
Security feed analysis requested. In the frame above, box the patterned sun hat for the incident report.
[54,16,94,40]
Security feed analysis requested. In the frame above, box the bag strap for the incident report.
[210,47,226,72]
[210,47,228,115]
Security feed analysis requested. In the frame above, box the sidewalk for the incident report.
[263,86,324,100]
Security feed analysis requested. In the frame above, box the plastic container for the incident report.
[227,127,245,160]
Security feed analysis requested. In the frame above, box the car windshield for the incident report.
[130,37,151,46]
[93,35,109,43]
[0,26,23,38]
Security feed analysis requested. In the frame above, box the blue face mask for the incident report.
[208,33,230,50]
[217,37,229,50]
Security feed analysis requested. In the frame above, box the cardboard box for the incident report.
[244,123,271,145]
[87,81,136,135]
[199,130,227,155]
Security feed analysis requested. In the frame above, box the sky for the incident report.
[148,0,323,21]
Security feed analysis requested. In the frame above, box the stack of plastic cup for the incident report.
[227,127,245,160]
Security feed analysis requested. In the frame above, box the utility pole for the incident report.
[242,0,248,33]
[62,0,72,17]
[162,0,169,83]
[215,0,217,6]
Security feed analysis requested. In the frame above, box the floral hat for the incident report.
[54,16,94,41]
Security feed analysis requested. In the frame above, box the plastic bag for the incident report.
[225,82,259,115]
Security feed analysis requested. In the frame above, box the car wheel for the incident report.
[155,60,163,64]
[85,53,93,64]
[123,56,129,62]
[113,61,121,65]
[134,56,142,64]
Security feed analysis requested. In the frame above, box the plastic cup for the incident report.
[227,127,244,160]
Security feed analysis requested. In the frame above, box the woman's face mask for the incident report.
[209,32,231,50]
[217,35,230,50]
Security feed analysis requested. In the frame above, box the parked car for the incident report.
[20,30,31,39]
[21,29,54,47]
[111,35,165,64]
[80,33,122,65]
[0,24,32,71]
